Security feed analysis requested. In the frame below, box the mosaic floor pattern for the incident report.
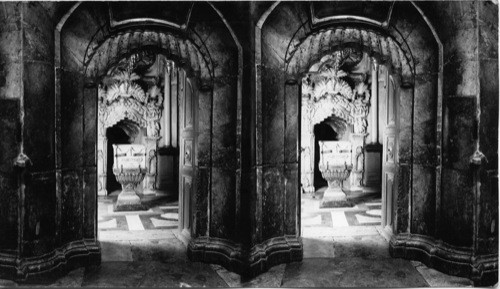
[98,190,179,232]
[301,187,382,238]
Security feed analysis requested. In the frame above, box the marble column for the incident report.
[300,98,315,194]
[143,136,160,195]
[350,133,367,191]
[97,135,108,196]
[371,58,379,144]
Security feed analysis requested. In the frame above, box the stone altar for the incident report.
[318,141,354,208]
[113,144,147,211]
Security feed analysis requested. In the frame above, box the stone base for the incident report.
[320,187,354,208]
[114,190,146,211]
[188,236,302,278]
[114,203,147,211]
[0,240,100,283]
[349,185,363,192]
[390,233,498,286]
[142,189,156,195]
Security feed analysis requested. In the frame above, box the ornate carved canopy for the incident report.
[98,52,166,138]
[302,49,371,134]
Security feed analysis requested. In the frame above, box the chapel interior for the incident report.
[0,1,498,287]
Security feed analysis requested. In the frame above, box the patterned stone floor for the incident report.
[0,187,474,287]
[98,190,179,232]
[301,187,383,238]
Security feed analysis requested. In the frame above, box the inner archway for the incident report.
[299,46,403,242]
[105,121,138,192]
[313,119,339,190]
[95,49,199,242]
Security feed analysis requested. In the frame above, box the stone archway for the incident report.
[300,49,372,195]
[96,53,168,197]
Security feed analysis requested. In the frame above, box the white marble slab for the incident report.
[331,211,349,227]
[355,214,381,224]
[99,218,117,229]
[150,217,177,228]
[302,215,322,226]
[161,213,179,220]
[126,215,145,231]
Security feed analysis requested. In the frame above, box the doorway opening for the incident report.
[96,50,196,244]
[300,48,399,251]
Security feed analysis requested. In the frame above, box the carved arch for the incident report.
[286,27,414,86]
[84,30,213,87]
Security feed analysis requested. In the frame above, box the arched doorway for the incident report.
[94,48,200,238]
[299,47,402,235]
[50,1,243,278]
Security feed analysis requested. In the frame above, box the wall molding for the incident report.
[0,239,100,283]
[187,236,302,277]
[390,233,498,286]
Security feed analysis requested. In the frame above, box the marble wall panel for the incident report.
[22,3,54,63]
[391,2,423,41]
[479,60,498,170]
[0,3,21,63]
[477,170,498,255]
[211,125,237,171]
[0,6,22,100]
[412,78,438,166]
[83,167,96,239]
[22,171,56,257]
[261,64,284,165]
[60,169,83,245]
[0,99,20,172]
[284,163,298,235]
[0,60,22,100]
[443,97,476,171]
[211,83,237,171]
[60,71,84,169]
[197,90,212,167]
[402,20,438,76]
[23,62,55,172]
[212,84,236,127]
[444,30,478,97]
[83,87,97,167]
[251,167,262,245]
[398,88,413,163]
[411,165,436,236]
[478,2,498,60]
[395,164,411,234]
[0,172,19,252]
[210,168,235,239]
[262,165,285,240]
[284,83,299,164]
[440,168,474,247]
[193,167,209,238]
[238,170,254,245]
[418,2,478,98]
[60,4,103,71]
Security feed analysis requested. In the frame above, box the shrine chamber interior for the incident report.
[0,1,497,287]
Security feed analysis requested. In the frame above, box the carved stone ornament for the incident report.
[97,58,164,137]
[97,52,165,197]
[302,49,371,134]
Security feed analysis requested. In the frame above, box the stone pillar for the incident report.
[143,136,159,195]
[371,58,379,144]
[350,133,366,191]
[97,135,108,196]
[300,98,315,194]
[164,63,172,147]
